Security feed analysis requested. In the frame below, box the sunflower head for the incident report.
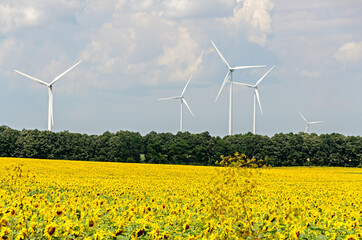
[136,228,145,237]
[1,227,11,236]
[10,208,17,217]
[0,217,9,227]
[44,223,57,238]
[47,226,56,236]
[114,229,125,237]
[88,219,95,227]
[183,223,191,232]
[55,208,64,217]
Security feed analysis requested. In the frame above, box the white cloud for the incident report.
[124,0,156,11]
[161,0,234,18]
[77,0,275,88]
[78,8,206,88]
[155,27,203,84]
[0,3,42,33]
[83,0,119,14]
[0,0,89,33]
[224,0,274,45]
[0,38,23,64]
[334,41,362,62]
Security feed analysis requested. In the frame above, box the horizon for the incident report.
[1,124,360,138]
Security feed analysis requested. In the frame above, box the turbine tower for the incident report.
[233,65,275,134]
[14,61,82,131]
[299,112,323,133]
[158,75,194,132]
[211,40,265,136]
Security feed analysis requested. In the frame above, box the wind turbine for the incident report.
[14,61,82,131]
[158,75,194,132]
[233,65,275,134]
[211,40,265,136]
[298,112,323,133]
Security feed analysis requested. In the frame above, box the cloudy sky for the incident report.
[0,0,361,136]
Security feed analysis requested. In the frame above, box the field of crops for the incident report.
[0,157,361,239]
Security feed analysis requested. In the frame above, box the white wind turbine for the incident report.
[158,76,194,132]
[233,65,275,134]
[14,61,82,131]
[299,112,323,133]
[211,40,265,136]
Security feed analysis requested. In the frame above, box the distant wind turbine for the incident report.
[158,75,194,132]
[233,65,275,134]
[14,61,82,131]
[299,112,323,133]
[211,40,265,136]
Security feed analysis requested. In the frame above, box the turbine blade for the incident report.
[255,65,275,86]
[158,96,180,101]
[309,121,323,124]
[181,75,192,97]
[14,70,48,86]
[211,40,230,69]
[215,71,230,102]
[304,124,309,133]
[50,61,82,85]
[232,65,266,70]
[182,98,194,117]
[299,112,308,123]
[232,82,254,88]
[255,89,263,115]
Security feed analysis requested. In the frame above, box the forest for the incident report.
[0,125,361,167]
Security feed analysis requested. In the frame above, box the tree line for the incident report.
[0,125,361,167]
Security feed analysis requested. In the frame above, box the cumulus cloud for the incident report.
[76,0,277,91]
[161,0,234,18]
[155,27,203,84]
[0,0,89,34]
[334,41,362,62]
[83,0,119,14]
[0,3,42,33]
[2,0,275,89]
[225,0,274,45]
[79,7,206,88]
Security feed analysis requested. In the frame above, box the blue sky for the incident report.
[0,0,361,136]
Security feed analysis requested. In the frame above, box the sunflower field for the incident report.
[0,157,361,239]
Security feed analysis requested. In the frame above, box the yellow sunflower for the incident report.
[44,223,57,239]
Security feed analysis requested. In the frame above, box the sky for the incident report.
[0,0,361,137]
